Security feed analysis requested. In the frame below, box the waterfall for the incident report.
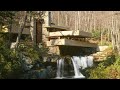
[80,56,88,69]
[87,56,93,67]
[56,58,64,78]
[56,56,88,79]
[71,57,85,78]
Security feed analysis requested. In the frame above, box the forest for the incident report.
[0,11,120,79]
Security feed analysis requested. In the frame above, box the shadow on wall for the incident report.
[59,46,97,56]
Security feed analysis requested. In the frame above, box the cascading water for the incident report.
[56,58,64,79]
[71,57,85,78]
[87,56,93,67]
[55,55,94,79]
[80,56,88,69]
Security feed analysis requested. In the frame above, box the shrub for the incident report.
[84,54,120,79]
[0,42,52,79]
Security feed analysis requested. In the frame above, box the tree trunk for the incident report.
[8,19,13,48]
[30,16,34,42]
[15,11,27,48]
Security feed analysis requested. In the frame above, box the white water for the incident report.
[87,56,93,67]
[56,56,94,79]
[71,57,85,78]
[56,58,64,78]
[80,56,88,69]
